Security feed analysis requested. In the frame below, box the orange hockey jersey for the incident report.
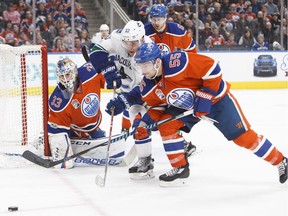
[135,51,229,113]
[145,22,196,56]
[48,62,106,136]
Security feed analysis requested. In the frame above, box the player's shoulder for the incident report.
[166,22,186,36]
[162,51,188,76]
[49,87,71,112]
[144,22,155,36]
[77,62,98,83]
[140,77,158,96]
[110,29,122,40]
[97,29,121,50]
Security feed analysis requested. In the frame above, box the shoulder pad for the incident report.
[140,77,158,97]
[143,35,153,43]
[144,22,155,36]
[166,22,186,36]
[162,51,187,77]
[49,87,71,112]
[110,29,122,40]
[77,62,98,83]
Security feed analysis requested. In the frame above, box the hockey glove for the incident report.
[132,113,155,140]
[194,88,217,117]
[101,62,122,89]
[105,94,130,116]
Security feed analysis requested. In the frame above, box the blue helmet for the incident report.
[149,4,167,18]
[134,43,162,64]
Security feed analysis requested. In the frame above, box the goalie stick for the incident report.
[22,109,196,168]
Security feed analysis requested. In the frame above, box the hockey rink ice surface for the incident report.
[1,89,288,216]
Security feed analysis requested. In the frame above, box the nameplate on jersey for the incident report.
[167,88,195,110]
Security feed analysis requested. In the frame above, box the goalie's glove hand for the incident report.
[101,62,122,89]
[194,88,217,118]
[105,94,129,116]
[132,113,155,140]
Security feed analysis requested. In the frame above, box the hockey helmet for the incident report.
[99,24,109,31]
[56,58,78,91]
[121,20,145,53]
[149,4,167,18]
[134,43,161,64]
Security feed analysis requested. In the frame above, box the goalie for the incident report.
[46,57,123,168]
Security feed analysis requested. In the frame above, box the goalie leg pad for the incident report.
[49,133,74,169]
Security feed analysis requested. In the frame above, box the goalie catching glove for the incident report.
[194,88,217,117]
[100,61,122,89]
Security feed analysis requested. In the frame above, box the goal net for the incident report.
[0,44,49,167]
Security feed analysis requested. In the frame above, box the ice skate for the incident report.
[129,155,155,180]
[277,157,288,184]
[184,140,196,157]
[159,163,190,187]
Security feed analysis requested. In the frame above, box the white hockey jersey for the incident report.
[91,29,152,92]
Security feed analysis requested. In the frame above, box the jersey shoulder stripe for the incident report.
[77,63,98,83]
[49,87,72,112]
[162,51,188,77]
[144,22,155,37]
[202,61,221,80]
[166,22,186,36]
[140,77,158,97]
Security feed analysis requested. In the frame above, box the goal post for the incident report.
[0,44,49,161]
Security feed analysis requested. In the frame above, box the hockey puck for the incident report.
[8,206,18,212]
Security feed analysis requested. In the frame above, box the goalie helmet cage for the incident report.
[0,44,49,160]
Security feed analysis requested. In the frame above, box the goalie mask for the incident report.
[56,58,78,92]
[121,20,145,55]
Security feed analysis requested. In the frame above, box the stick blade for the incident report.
[95,175,105,187]
[22,150,52,168]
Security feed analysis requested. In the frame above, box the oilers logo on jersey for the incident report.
[157,43,171,56]
[81,93,100,117]
[167,88,195,110]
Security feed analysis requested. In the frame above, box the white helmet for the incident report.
[121,20,145,42]
[99,24,109,31]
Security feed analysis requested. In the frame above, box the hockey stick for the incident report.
[22,109,195,168]
[95,82,117,187]
[81,46,90,62]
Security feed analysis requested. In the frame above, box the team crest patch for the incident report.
[157,43,171,56]
[81,93,100,117]
[71,99,80,109]
[167,88,195,110]
[155,89,165,100]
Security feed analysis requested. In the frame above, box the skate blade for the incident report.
[130,170,155,180]
[187,148,196,157]
[159,178,188,187]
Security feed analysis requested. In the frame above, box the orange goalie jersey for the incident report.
[145,22,196,55]
[48,62,106,137]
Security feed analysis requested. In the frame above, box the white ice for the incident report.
[1,89,288,216]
